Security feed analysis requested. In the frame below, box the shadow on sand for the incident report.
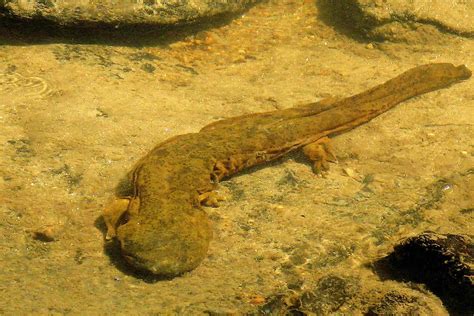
[0,7,252,47]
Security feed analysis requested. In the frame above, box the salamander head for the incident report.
[115,198,212,277]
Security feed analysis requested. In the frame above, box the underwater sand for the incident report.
[0,0,473,314]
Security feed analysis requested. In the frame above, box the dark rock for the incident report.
[0,0,259,26]
[374,232,473,315]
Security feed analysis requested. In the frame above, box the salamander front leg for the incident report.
[198,191,226,207]
[103,198,130,240]
[302,136,337,174]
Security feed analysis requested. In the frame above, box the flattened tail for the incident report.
[353,63,471,113]
[389,63,471,98]
[323,63,472,136]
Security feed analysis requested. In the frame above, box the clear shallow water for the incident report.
[0,0,472,314]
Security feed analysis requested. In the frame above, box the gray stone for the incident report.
[0,0,259,26]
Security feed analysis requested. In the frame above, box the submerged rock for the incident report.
[366,290,447,316]
[0,0,258,26]
[318,0,474,41]
[299,275,360,314]
[258,274,360,315]
[257,274,447,315]
[377,232,473,314]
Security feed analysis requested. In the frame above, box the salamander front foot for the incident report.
[103,198,130,240]
[198,191,226,207]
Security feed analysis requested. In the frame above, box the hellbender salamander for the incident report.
[103,63,471,276]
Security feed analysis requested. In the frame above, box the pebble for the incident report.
[32,225,57,242]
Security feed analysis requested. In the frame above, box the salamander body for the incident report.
[103,63,471,276]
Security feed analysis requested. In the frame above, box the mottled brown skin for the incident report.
[103,63,471,276]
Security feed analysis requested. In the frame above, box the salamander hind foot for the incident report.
[302,136,338,174]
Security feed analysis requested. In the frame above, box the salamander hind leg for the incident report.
[302,136,337,174]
